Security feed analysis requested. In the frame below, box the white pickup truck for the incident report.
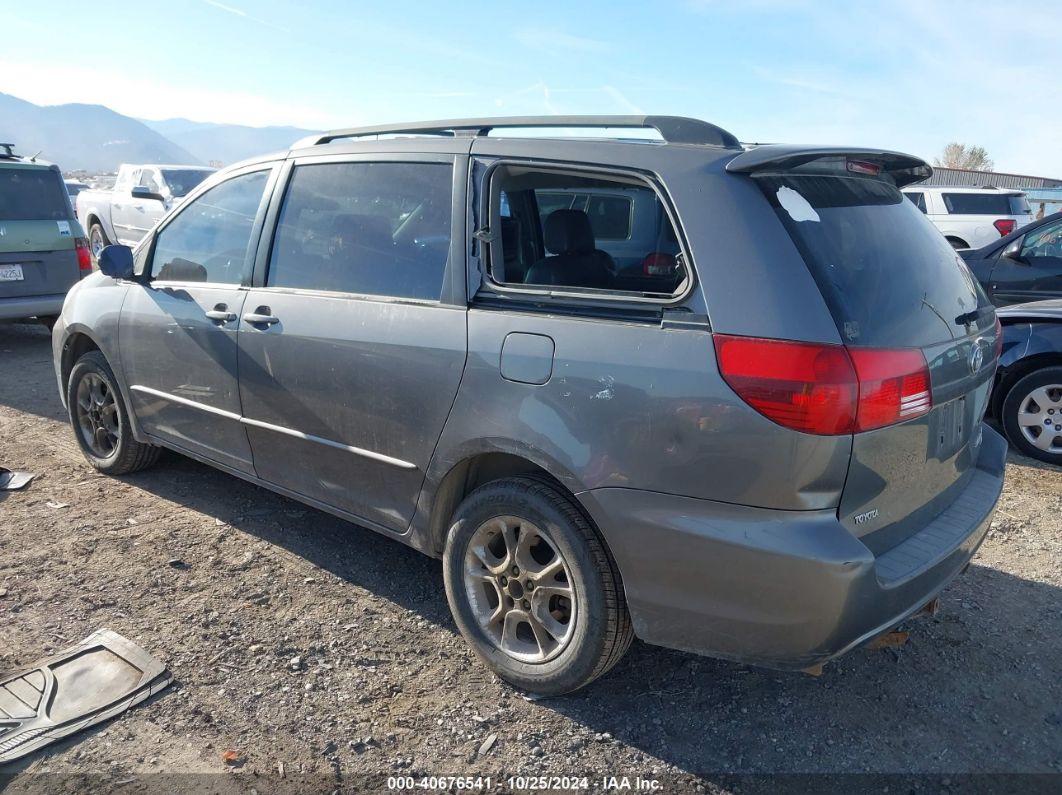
[77,164,216,256]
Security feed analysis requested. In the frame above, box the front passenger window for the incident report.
[1020,220,1062,261]
[150,170,269,283]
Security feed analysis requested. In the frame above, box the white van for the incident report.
[902,186,1032,249]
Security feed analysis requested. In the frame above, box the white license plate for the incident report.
[0,264,25,281]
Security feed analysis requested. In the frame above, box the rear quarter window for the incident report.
[0,168,70,221]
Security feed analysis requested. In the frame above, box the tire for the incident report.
[1001,366,1062,464]
[67,350,161,474]
[947,237,969,250]
[443,476,633,695]
[88,221,109,260]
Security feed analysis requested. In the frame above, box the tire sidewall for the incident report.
[443,480,613,694]
[67,352,133,472]
[1002,367,1062,464]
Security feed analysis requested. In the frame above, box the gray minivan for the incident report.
[52,116,1007,694]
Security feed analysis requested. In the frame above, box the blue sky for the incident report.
[3,0,1061,176]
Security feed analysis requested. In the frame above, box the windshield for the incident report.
[758,174,992,347]
[161,168,215,198]
[0,168,70,221]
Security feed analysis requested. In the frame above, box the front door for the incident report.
[120,166,276,474]
[990,217,1062,305]
[236,155,467,533]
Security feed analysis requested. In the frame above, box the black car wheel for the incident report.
[67,351,161,474]
[1001,366,1062,464]
[443,476,633,695]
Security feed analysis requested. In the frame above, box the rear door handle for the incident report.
[243,307,280,326]
[205,304,237,323]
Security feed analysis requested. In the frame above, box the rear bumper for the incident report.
[0,294,65,320]
[577,424,1007,670]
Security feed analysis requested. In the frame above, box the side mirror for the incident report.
[1000,237,1027,264]
[131,185,165,203]
[97,245,135,280]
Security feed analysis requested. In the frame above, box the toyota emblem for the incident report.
[969,342,985,374]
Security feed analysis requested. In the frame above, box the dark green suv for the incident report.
[0,144,92,328]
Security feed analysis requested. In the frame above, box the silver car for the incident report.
[52,116,1007,694]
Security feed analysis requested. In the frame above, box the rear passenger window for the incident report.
[268,162,452,301]
[151,169,269,283]
[487,165,686,298]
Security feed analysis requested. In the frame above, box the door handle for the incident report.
[205,304,237,323]
[243,307,280,326]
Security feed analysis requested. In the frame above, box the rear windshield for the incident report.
[161,168,215,198]
[942,192,1030,216]
[0,168,70,221]
[758,174,991,347]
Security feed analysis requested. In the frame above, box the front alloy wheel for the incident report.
[88,223,108,259]
[66,350,161,474]
[74,372,119,458]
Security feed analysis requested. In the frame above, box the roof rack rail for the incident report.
[293,116,741,149]
[0,143,16,158]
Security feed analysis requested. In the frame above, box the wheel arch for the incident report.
[413,441,596,558]
[421,452,560,557]
[84,213,105,235]
[59,325,147,443]
[993,352,1062,418]
[60,329,102,398]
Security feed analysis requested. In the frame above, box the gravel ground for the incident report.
[1,319,1060,794]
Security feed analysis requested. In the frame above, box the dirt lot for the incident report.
[1,319,1060,793]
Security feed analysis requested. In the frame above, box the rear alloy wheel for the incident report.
[1002,366,1062,464]
[443,477,633,695]
[463,514,576,664]
[67,351,161,474]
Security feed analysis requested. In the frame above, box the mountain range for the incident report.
[0,92,315,172]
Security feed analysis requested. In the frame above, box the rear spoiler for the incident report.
[726,145,932,188]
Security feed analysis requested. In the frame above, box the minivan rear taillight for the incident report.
[993,219,1016,236]
[75,236,93,275]
[713,335,932,436]
[848,348,931,431]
